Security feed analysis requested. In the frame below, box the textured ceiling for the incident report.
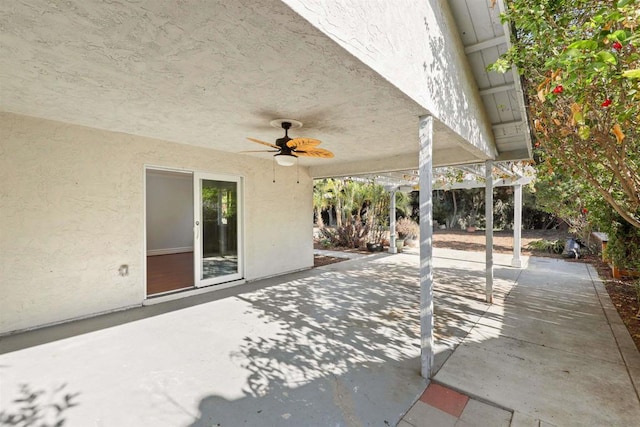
[0,0,522,173]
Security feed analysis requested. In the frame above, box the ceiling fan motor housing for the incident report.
[276,121,293,153]
[244,119,333,162]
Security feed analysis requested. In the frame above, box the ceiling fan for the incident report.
[244,120,334,166]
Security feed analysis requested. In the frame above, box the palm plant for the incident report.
[313,178,413,248]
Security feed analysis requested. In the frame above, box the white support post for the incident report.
[485,160,494,304]
[511,184,524,268]
[419,115,434,379]
[389,190,397,254]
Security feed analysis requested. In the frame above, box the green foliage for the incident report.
[433,187,550,230]
[313,178,412,246]
[586,196,640,272]
[522,188,557,229]
[527,238,565,253]
[601,211,640,271]
[363,182,390,244]
[496,0,640,229]
[433,189,487,230]
[432,190,452,225]
[634,280,640,317]
[202,184,237,219]
[531,170,593,235]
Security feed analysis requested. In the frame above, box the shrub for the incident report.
[396,217,419,239]
[605,226,640,272]
[527,239,564,254]
[319,223,369,249]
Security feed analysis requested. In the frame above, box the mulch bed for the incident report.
[313,254,348,268]
[588,255,640,351]
[313,244,373,267]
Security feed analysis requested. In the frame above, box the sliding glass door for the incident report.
[193,172,242,287]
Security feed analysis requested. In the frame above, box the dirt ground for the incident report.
[432,228,571,254]
[314,229,640,352]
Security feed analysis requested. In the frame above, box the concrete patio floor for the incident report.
[1,248,639,426]
[429,251,640,427]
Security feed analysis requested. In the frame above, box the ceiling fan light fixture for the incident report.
[244,119,333,167]
[274,153,297,167]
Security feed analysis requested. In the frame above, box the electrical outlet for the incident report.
[118,265,129,277]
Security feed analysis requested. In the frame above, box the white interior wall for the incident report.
[0,112,313,334]
[145,170,194,254]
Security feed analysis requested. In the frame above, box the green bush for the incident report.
[527,239,564,254]
[590,203,640,272]
[604,226,640,272]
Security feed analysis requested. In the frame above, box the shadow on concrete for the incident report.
[0,382,80,426]
[1,253,434,426]
[434,255,640,426]
[185,259,426,426]
[188,355,422,427]
[10,249,613,426]
[184,254,515,425]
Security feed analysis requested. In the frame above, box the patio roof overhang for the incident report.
[0,0,531,174]
[321,161,535,192]
[449,0,533,163]
[304,0,534,178]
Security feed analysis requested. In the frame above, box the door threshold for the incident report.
[147,285,194,299]
[143,279,246,305]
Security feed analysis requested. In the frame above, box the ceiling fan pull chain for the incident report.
[297,158,300,184]
[273,157,276,183]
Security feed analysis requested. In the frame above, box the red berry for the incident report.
[552,85,563,94]
[534,142,540,148]
[613,41,623,50]
[601,99,612,107]
[582,208,588,214]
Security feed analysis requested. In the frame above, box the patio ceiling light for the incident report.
[274,153,297,167]
[243,119,334,166]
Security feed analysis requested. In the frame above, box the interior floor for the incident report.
[146,252,194,296]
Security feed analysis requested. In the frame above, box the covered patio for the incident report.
[2,248,638,426]
[1,0,531,341]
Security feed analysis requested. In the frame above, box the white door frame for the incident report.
[193,171,244,287]
[143,166,194,299]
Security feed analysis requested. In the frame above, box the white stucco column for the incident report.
[511,184,524,268]
[485,160,494,303]
[418,115,434,379]
[389,189,397,254]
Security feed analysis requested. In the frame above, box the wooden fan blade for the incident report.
[247,137,279,149]
[239,150,279,153]
[294,147,334,158]
[286,137,321,149]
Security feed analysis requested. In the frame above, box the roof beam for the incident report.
[433,175,533,190]
[496,0,533,159]
[494,161,522,178]
[309,152,418,179]
[464,36,505,54]
[479,83,515,96]
[457,165,485,179]
[492,121,525,131]
[496,148,532,162]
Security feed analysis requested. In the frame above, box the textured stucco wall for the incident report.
[283,0,495,158]
[0,112,313,334]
